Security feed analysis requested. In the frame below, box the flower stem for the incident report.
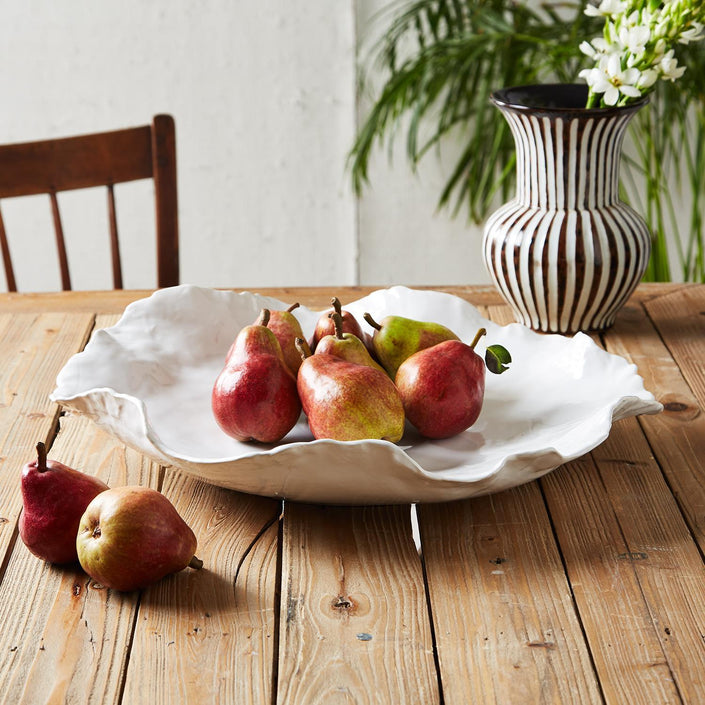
[585,89,601,109]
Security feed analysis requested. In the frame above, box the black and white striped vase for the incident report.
[483,84,651,333]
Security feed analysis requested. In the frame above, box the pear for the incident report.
[76,486,203,592]
[257,302,310,375]
[296,340,405,442]
[395,328,510,439]
[363,312,460,378]
[212,309,301,443]
[311,297,364,351]
[314,312,387,374]
[18,441,109,564]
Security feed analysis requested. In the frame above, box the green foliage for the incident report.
[350,0,705,282]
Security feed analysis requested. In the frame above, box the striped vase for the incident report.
[483,84,651,333]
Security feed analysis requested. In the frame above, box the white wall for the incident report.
[0,1,489,293]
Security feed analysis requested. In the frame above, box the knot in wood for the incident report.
[332,595,354,611]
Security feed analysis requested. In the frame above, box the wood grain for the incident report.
[123,474,281,705]
[419,482,602,704]
[0,285,506,315]
[277,503,439,704]
[602,299,705,548]
[0,414,161,705]
[541,456,683,704]
[0,312,93,568]
[489,302,688,704]
[591,417,705,703]
[643,286,705,406]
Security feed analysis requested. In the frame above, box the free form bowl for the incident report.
[50,285,662,504]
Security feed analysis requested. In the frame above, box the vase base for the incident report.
[504,301,619,335]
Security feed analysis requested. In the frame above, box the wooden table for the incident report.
[0,283,703,704]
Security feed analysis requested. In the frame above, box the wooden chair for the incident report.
[0,114,179,291]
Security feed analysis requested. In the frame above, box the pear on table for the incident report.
[363,312,460,378]
[296,338,405,442]
[212,308,301,443]
[76,486,202,592]
[18,441,109,564]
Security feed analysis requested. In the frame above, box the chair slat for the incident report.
[107,185,123,289]
[0,205,17,292]
[151,115,179,288]
[49,192,71,291]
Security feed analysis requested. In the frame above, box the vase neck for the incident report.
[502,109,634,209]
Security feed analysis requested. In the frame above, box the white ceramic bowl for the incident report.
[51,285,662,504]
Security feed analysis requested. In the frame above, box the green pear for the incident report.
[363,312,460,378]
[314,312,386,374]
[296,339,405,442]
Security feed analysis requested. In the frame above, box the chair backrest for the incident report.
[0,114,179,291]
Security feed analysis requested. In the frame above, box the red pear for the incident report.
[297,340,405,442]
[18,442,109,564]
[261,303,311,375]
[311,297,364,351]
[395,331,487,439]
[76,485,202,592]
[314,312,387,374]
[212,309,301,443]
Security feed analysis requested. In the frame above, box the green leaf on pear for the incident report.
[485,345,511,374]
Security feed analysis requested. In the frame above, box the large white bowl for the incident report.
[51,285,662,504]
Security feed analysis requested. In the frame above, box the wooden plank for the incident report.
[77,312,281,704]
[0,312,93,568]
[0,312,153,704]
[591,417,705,703]
[277,503,439,704]
[541,456,683,704]
[487,303,687,703]
[122,474,281,705]
[602,299,705,548]
[0,285,507,315]
[0,414,160,705]
[419,482,602,704]
[643,286,705,406]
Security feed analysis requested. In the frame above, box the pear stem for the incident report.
[36,441,48,472]
[256,309,271,328]
[189,555,204,570]
[363,312,381,331]
[332,312,345,340]
[295,337,311,360]
[331,297,342,316]
[286,303,300,313]
[469,327,487,350]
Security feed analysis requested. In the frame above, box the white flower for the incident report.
[659,49,687,80]
[582,54,643,105]
[637,68,659,89]
[619,23,651,54]
[584,0,628,18]
[579,38,611,58]
[679,21,704,44]
[580,0,704,106]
